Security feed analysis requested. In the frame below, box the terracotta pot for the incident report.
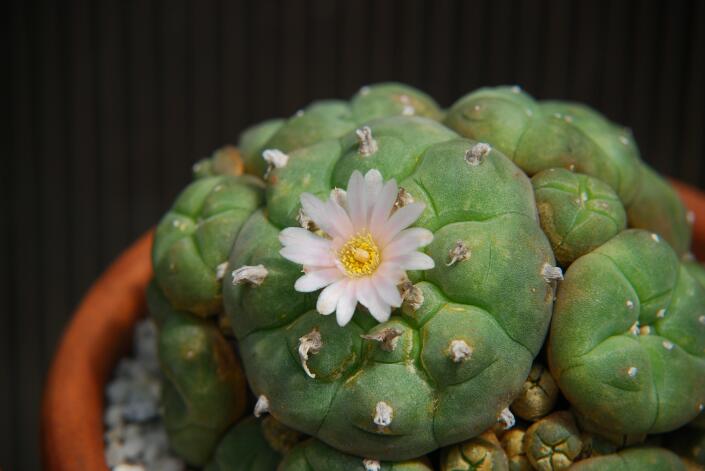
[41,183,705,470]
[41,230,153,471]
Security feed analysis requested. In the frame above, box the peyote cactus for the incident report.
[158,304,247,466]
[548,229,705,436]
[523,411,583,471]
[499,428,531,471]
[569,447,687,470]
[145,81,704,470]
[205,417,282,471]
[225,115,555,460]
[278,438,433,471]
[509,363,559,423]
[444,86,692,255]
[152,173,265,317]
[440,430,509,471]
[531,169,627,266]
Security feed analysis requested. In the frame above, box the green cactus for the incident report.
[499,428,531,471]
[159,308,247,466]
[510,363,559,422]
[152,174,265,317]
[238,83,444,179]
[239,119,286,176]
[523,411,583,471]
[444,86,691,255]
[193,146,246,179]
[277,439,433,471]
[569,447,687,471]
[549,229,705,437]
[531,169,627,266]
[626,163,692,255]
[145,278,172,328]
[441,430,509,471]
[224,116,555,460]
[205,417,282,471]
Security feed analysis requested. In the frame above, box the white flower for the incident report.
[279,169,434,326]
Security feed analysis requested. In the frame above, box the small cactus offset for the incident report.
[144,82,703,470]
[531,169,627,266]
[158,306,247,466]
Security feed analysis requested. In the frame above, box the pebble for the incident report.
[103,319,185,470]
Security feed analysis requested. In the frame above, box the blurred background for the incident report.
[4,0,704,468]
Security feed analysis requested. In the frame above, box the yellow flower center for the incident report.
[338,232,381,277]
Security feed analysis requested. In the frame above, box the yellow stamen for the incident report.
[339,232,381,277]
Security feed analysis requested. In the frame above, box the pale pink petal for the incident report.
[369,179,398,230]
[279,227,331,250]
[356,278,392,323]
[375,262,406,284]
[335,282,357,326]
[364,169,384,212]
[280,246,335,267]
[382,228,434,259]
[294,268,344,292]
[316,279,348,315]
[300,193,352,239]
[346,171,368,229]
[325,198,355,238]
[372,274,402,307]
[387,252,435,271]
[375,202,426,246]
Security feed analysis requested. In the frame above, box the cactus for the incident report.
[238,83,444,179]
[499,428,531,471]
[146,83,704,467]
[444,87,691,255]
[224,117,555,460]
[531,169,627,266]
[510,363,559,422]
[569,447,687,471]
[158,308,247,466]
[441,430,509,471]
[278,438,433,471]
[205,417,282,471]
[549,229,705,436]
[152,174,265,317]
[523,411,583,471]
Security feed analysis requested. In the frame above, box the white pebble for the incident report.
[627,366,638,378]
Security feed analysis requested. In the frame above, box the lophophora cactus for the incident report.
[145,82,703,470]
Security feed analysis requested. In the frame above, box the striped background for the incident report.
[5,0,705,468]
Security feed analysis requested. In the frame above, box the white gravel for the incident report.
[104,319,185,471]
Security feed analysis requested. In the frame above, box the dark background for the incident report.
[4,0,705,468]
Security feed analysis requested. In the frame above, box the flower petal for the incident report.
[316,279,348,315]
[356,278,392,323]
[369,179,398,230]
[294,268,344,292]
[387,252,435,271]
[300,193,353,239]
[382,228,434,259]
[346,171,368,229]
[376,202,426,246]
[373,274,403,307]
[325,198,355,238]
[280,245,335,267]
[364,169,384,212]
[336,282,357,326]
[279,227,330,249]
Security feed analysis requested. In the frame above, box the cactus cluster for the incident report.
[146,83,704,469]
